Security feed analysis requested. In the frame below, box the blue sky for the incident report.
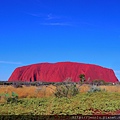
[0,0,120,81]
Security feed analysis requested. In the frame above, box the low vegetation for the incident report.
[0,91,120,115]
[0,77,120,115]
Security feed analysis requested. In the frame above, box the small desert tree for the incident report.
[79,74,85,84]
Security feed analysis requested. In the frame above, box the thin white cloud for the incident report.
[25,12,43,17]
[26,12,61,20]
[25,12,74,26]
[39,22,73,26]
[29,13,41,17]
[46,13,61,20]
[0,61,22,65]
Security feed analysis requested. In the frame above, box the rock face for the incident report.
[8,62,118,83]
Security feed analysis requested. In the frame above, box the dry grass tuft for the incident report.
[100,85,120,92]
[78,84,90,93]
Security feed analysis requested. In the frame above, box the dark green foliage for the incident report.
[91,79,106,86]
[24,82,31,87]
[1,81,119,86]
[0,81,5,85]
[6,92,18,103]
[79,74,85,83]
[13,82,23,88]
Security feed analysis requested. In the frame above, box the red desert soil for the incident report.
[8,62,118,83]
[92,109,120,115]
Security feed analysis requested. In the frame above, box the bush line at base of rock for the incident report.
[0,80,120,86]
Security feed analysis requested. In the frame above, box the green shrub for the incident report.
[88,85,105,93]
[91,79,106,85]
[79,74,85,84]
[54,78,79,98]
[0,92,18,103]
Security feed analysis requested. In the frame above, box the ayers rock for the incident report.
[8,62,118,83]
